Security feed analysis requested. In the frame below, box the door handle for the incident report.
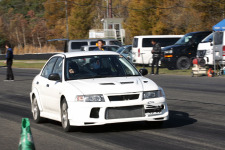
[46,84,49,87]
[36,81,39,84]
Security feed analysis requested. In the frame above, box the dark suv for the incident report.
[161,31,211,70]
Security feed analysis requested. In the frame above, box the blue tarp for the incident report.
[213,19,225,31]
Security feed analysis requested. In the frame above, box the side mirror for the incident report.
[139,68,148,76]
[210,42,213,46]
[48,73,61,81]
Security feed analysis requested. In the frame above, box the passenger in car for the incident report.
[68,61,79,78]
[90,58,101,70]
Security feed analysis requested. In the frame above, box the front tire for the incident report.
[61,99,72,132]
[176,56,191,70]
[32,97,44,123]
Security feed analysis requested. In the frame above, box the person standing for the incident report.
[4,43,14,81]
[151,39,161,75]
[94,40,104,51]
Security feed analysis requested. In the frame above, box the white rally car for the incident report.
[30,51,169,131]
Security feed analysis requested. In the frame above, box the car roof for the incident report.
[185,31,212,34]
[54,51,120,58]
[133,35,183,38]
[81,45,119,48]
[81,45,97,48]
[122,45,132,47]
[103,45,120,47]
[69,39,118,42]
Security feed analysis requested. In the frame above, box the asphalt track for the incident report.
[0,67,225,150]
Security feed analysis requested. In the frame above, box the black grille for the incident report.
[197,50,206,58]
[145,105,164,113]
[108,94,139,101]
[105,105,144,119]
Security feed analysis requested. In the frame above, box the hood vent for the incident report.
[143,81,148,83]
[99,83,115,85]
[120,81,134,84]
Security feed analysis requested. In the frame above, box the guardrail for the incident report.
[0,53,59,60]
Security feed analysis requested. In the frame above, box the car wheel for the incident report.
[61,99,72,132]
[32,97,44,123]
[145,121,164,128]
[176,56,191,70]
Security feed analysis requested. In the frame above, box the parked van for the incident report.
[197,33,214,65]
[68,39,122,52]
[80,45,120,51]
[132,35,183,65]
[162,31,211,70]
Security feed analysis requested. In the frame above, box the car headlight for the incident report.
[76,95,105,102]
[206,50,211,55]
[164,50,173,54]
[143,88,165,99]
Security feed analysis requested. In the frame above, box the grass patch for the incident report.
[0,60,46,69]
[0,60,193,75]
[135,66,192,76]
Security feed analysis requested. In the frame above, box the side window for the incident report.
[71,42,88,49]
[142,38,152,47]
[91,41,105,45]
[128,46,132,52]
[133,38,138,48]
[41,57,58,78]
[214,32,223,45]
[52,57,63,79]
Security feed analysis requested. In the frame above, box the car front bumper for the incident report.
[67,98,169,126]
[161,57,177,67]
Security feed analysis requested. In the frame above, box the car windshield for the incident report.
[65,55,140,80]
[175,33,194,45]
[201,33,213,43]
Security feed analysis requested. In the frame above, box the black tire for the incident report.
[145,121,164,128]
[61,99,72,132]
[32,97,45,123]
[176,56,191,70]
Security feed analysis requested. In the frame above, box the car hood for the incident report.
[162,44,187,51]
[67,77,159,95]
[197,42,212,51]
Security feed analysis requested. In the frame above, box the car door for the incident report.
[39,57,58,112]
[44,57,64,114]
[213,32,224,60]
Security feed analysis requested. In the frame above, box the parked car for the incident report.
[81,45,120,52]
[116,45,132,62]
[161,31,211,70]
[30,51,169,132]
[197,33,214,66]
[132,35,183,65]
[68,39,122,52]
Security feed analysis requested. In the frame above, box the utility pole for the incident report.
[65,0,69,40]
[106,0,108,18]
[65,0,69,52]
[109,0,112,18]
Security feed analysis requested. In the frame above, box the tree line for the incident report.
[0,0,224,53]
